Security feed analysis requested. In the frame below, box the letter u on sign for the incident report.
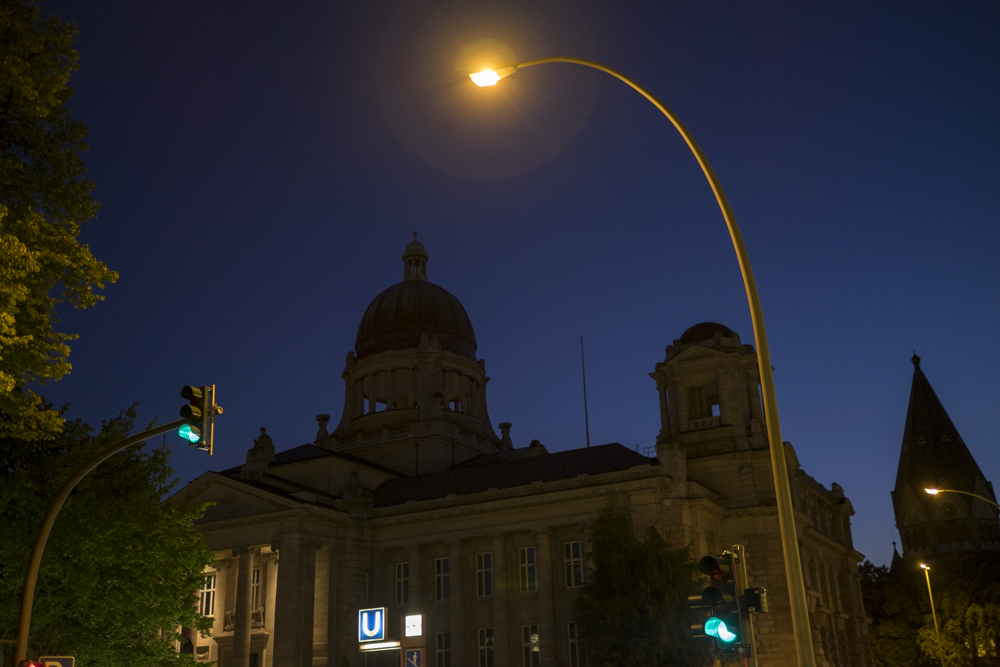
[358,607,387,642]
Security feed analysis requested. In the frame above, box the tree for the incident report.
[862,554,1000,667]
[572,506,714,667]
[917,593,1000,667]
[0,406,214,666]
[860,559,925,667]
[1,0,117,439]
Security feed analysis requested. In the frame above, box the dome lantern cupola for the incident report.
[402,232,429,282]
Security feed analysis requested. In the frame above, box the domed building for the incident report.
[174,239,873,667]
[323,236,503,475]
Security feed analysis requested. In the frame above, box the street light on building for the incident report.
[469,58,814,667]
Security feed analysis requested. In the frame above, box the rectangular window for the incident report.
[396,562,410,605]
[436,631,451,667]
[364,571,370,603]
[519,547,537,592]
[251,567,261,610]
[564,542,584,588]
[521,624,540,667]
[436,557,451,601]
[476,552,493,597]
[199,573,216,616]
[478,628,494,667]
[568,622,586,667]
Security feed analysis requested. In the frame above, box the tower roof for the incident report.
[354,237,477,360]
[893,355,990,500]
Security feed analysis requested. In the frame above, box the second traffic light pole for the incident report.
[12,418,188,666]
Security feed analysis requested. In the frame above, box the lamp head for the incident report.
[920,563,929,570]
[925,488,940,495]
[469,66,517,87]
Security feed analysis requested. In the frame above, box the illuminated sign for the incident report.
[358,607,387,643]
[404,614,423,637]
[405,648,423,666]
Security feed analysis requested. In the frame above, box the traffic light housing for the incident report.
[689,553,743,650]
[180,385,220,455]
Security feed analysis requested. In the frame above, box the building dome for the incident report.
[354,236,477,360]
[679,322,734,345]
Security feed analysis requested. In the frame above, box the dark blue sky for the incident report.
[42,0,1000,566]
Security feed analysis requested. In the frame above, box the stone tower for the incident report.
[317,236,502,474]
[891,354,1000,559]
[650,321,769,457]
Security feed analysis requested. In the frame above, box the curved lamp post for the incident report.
[925,487,1000,509]
[471,58,815,666]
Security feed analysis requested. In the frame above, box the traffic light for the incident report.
[689,553,743,650]
[179,385,220,455]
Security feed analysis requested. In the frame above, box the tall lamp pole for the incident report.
[470,58,814,666]
[920,563,946,667]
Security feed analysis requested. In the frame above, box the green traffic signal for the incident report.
[704,617,738,643]
[178,424,202,443]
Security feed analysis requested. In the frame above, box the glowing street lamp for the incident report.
[925,487,1000,509]
[921,563,946,667]
[469,66,515,87]
[468,57,814,666]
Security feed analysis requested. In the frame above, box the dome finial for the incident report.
[912,352,921,369]
[402,233,429,282]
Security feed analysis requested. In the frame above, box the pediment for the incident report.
[669,345,732,365]
[172,473,305,523]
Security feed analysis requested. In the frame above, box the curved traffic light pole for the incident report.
[13,418,188,665]
[473,57,815,666]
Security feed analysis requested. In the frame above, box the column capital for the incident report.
[232,546,261,558]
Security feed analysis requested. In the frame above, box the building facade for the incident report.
[173,239,872,667]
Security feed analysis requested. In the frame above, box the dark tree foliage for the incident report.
[861,553,1000,667]
[0,405,214,666]
[572,506,714,667]
[860,559,925,667]
[0,0,117,438]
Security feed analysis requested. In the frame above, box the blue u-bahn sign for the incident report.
[358,607,387,642]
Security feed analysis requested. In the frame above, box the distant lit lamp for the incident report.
[925,487,1000,509]
[468,57,813,667]
[920,564,946,667]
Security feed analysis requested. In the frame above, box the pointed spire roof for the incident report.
[893,355,989,501]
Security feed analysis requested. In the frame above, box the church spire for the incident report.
[893,356,985,500]
[891,355,999,557]
[402,232,429,282]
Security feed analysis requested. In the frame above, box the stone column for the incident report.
[273,535,318,667]
[326,547,339,667]
[448,540,465,667]
[232,547,257,667]
[408,544,422,610]
[535,532,557,667]
[657,382,671,440]
[263,552,278,667]
[491,535,510,666]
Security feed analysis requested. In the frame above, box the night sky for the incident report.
[40,1,1000,567]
